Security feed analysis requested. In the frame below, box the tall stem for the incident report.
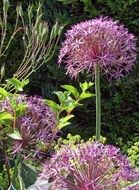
[95,64,101,141]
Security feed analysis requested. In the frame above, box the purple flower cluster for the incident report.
[0,95,57,156]
[58,17,137,80]
[41,142,139,190]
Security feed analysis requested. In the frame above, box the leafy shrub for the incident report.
[54,133,106,150]
[127,140,139,168]
[0,165,10,190]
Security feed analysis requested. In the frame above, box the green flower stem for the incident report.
[95,64,101,141]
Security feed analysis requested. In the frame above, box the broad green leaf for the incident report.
[58,115,74,129]
[59,114,74,123]
[61,85,79,99]
[61,96,76,112]
[8,129,22,140]
[79,91,95,100]
[57,121,71,129]
[0,112,13,122]
[44,100,60,113]
[80,81,94,91]
[65,101,82,113]
[54,91,67,105]
[0,113,12,125]
[80,81,88,91]
[64,96,75,106]
[15,103,27,117]
[6,78,29,92]
[19,163,39,188]
[18,173,25,190]
[6,78,23,91]
[0,87,9,97]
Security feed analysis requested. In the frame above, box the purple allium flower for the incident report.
[58,17,137,80]
[0,95,57,157]
[41,142,139,190]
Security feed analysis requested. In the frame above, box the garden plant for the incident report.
[0,0,139,190]
[58,17,137,141]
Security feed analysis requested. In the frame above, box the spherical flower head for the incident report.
[41,142,139,190]
[0,95,57,157]
[58,17,137,80]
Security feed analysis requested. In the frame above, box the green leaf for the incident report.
[0,87,9,97]
[22,79,29,87]
[19,163,39,188]
[64,96,75,106]
[6,78,29,92]
[44,100,60,113]
[60,114,74,123]
[80,81,94,91]
[6,78,23,91]
[54,91,82,113]
[15,103,27,117]
[18,173,25,190]
[79,91,95,100]
[64,101,82,113]
[59,95,77,113]
[54,91,67,105]
[57,121,71,129]
[61,85,79,99]
[8,129,22,140]
[0,112,13,123]
[58,114,74,129]
[0,113,12,126]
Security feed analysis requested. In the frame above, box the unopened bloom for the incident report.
[41,142,139,190]
[58,17,137,80]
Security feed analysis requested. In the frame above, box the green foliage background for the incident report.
[1,0,139,145]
